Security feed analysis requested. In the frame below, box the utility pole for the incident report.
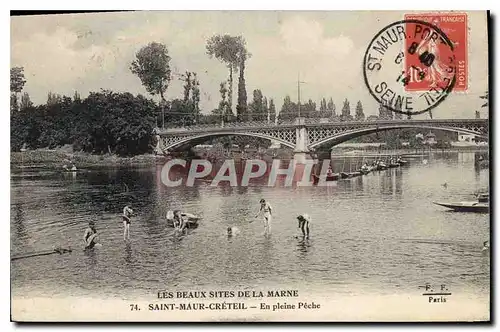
[297,73,305,118]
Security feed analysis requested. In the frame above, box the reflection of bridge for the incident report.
[155,118,488,160]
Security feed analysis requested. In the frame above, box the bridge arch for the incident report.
[163,131,296,151]
[308,124,488,149]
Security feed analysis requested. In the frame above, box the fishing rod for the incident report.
[11,247,72,261]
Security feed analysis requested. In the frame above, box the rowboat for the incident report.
[312,173,339,184]
[340,171,362,179]
[388,160,400,168]
[433,201,489,213]
[433,193,489,213]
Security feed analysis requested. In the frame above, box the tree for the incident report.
[278,95,296,121]
[249,89,265,121]
[191,73,201,117]
[130,42,172,102]
[20,92,33,110]
[11,67,26,94]
[10,94,19,113]
[340,99,352,121]
[269,99,277,123]
[236,52,249,121]
[11,67,26,113]
[47,92,62,105]
[182,71,193,103]
[206,35,249,117]
[378,102,393,120]
[214,82,233,123]
[355,101,365,121]
[394,102,403,119]
[73,91,81,103]
[303,99,316,118]
[327,98,336,117]
[319,98,327,112]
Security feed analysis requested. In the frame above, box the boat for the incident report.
[388,162,400,168]
[375,161,387,170]
[340,172,351,179]
[433,193,489,213]
[312,173,339,184]
[359,163,371,175]
[166,211,201,229]
[396,157,409,165]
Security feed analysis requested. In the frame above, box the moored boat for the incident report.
[433,201,489,213]
[375,162,387,170]
[433,193,489,213]
[312,173,339,184]
[340,172,351,179]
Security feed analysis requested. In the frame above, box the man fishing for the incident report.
[173,210,188,235]
[122,205,134,240]
[255,199,273,235]
[297,214,311,238]
[83,221,99,249]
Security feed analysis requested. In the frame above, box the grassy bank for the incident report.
[11,149,160,169]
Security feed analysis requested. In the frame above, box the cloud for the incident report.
[279,16,354,59]
[11,26,124,102]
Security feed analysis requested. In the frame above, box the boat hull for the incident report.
[312,174,339,184]
[433,202,489,213]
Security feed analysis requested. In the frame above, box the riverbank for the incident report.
[10,149,161,170]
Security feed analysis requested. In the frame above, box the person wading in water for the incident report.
[255,199,273,235]
[83,221,99,249]
[296,214,311,239]
[122,205,134,240]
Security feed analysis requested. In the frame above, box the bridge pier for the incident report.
[293,117,310,163]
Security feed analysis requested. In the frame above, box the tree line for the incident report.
[11,34,437,155]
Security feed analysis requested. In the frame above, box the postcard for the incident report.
[10,10,490,322]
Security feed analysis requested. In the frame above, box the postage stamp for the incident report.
[363,19,457,116]
[404,13,468,92]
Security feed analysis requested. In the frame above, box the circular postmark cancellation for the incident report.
[363,19,457,116]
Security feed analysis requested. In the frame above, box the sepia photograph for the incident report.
[10,10,490,322]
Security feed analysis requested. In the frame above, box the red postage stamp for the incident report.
[404,13,468,92]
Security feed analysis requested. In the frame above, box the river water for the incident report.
[11,151,490,312]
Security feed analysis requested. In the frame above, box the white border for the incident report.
[4,1,497,331]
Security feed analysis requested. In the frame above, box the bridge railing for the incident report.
[155,117,487,133]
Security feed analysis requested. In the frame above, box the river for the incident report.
[10,151,490,320]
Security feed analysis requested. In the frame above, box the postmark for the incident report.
[363,19,457,116]
[404,13,468,92]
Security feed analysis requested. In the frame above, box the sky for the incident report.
[10,10,489,119]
